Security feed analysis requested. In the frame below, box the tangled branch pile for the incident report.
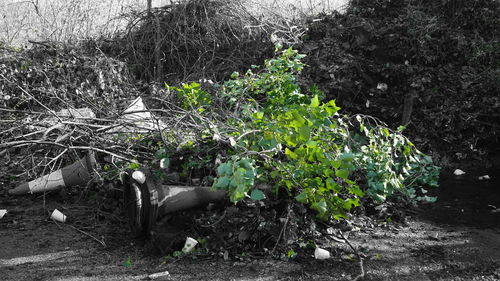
[111,0,279,82]
[0,44,146,181]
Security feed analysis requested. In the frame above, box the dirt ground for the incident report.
[1,169,499,281]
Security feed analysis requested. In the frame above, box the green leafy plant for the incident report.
[287,249,298,259]
[210,46,439,220]
[212,157,256,203]
[166,82,212,113]
[121,256,132,268]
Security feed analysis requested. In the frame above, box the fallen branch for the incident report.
[338,231,365,281]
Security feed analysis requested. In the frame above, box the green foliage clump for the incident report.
[166,82,212,113]
[207,46,439,220]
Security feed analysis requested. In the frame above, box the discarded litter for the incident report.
[182,237,198,253]
[148,271,170,279]
[9,152,96,195]
[478,175,490,180]
[107,97,166,134]
[377,82,388,91]
[314,247,330,260]
[50,209,67,223]
[123,169,226,237]
[132,170,146,184]
[0,209,7,219]
[453,169,466,176]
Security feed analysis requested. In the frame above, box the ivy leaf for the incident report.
[335,169,349,179]
[295,192,308,203]
[326,177,341,193]
[343,198,360,211]
[250,189,265,201]
[312,199,327,215]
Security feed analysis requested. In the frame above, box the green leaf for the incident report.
[310,95,320,107]
[121,256,132,268]
[295,191,308,203]
[298,125,311,141]
[312,199,327,215]
[213,176,231,189]
[217,163,232,176]
[331,160,342,169]
[326,177,341,193]
[342,199,358,211]
[128,162,140,170]
[285,148,298,159]
[306,140,318,148]
[348,185,364,197]
[253,111,264,120]
[250,189,265,201]
[381,128,390,137]
[340,152,354,162]
[287,249,297,259]
[335,169,349,179]
[231,183,249,203]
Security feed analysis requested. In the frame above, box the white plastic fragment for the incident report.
[50,209,67,223]
[132,170,146,184]
[377,83,388,91]
[109,97,166,134]
[453,169,466,176]
[182,237,198,253]
[314,247,331,260]
[0,209,7,219]
[478,175,490,180]
[148,271,170,279]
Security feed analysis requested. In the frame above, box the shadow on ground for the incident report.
[1,170,499,281]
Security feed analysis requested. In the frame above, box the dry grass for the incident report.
[0,0,143,46]
[1,0,348,47]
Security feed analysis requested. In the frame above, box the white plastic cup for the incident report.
[50,209,67,223]
[314,247,330,260]
[182,237,198,253]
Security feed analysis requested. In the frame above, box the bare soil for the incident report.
[1,170,499,281]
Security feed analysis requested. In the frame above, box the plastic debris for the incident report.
[377,83,388,91]
[148,271,170,279]
[0,209,7,219]
[131,170,146,184]
[182,237,198,253]
[314,247,330,260]
[453,169,466,176]
[107,97,166,134]
[50,209,67,223]
[478,175,490,180]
